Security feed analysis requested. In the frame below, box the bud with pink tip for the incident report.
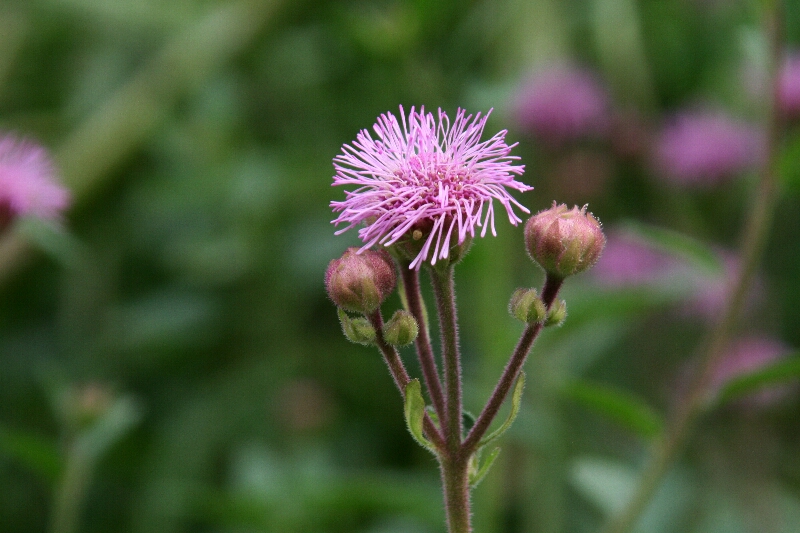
[325,247,396,313]
[524,203,606,279]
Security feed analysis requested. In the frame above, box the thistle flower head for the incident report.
[0,134,70,230]
[331,106,530,269]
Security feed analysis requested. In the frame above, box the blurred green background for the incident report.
[1,1,799,532]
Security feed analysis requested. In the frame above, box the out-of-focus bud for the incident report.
[61,383,114,430]
[383,310,419,346]
[545,300,567,327]
[525,203,606,279]
[325,247,396,313]
[509,288,547,323]
[338,309,376,345]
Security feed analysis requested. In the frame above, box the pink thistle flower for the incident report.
[0,134,70,229]
[331,106,530,269]
[652,109,763,187]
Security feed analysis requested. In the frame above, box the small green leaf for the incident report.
[712,354,800,407]
[469,447,500,488]
[479,371,525,447]
[462,410,476,435]
[562,380,663,440]
[403,379,437,455]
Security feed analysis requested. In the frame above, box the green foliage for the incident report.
[0,1,798,532]
[562,380,664,440]
[403,379,438,456]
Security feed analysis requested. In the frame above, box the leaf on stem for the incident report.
[711,354,800,407]
[468,447,500,488]
[403,379,438,455]
[562,380,663,440]
[478,371,525,448]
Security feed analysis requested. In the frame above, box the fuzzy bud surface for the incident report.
[509,288,546,323]
[525,203,605,279]
[326,247,396,313]
[383,310,419,346]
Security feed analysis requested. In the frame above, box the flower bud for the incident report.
[325,247,396,313]
[383,310,419,346]
[338,309,377,345]
[525,203,606,278]
[545,299,567,327]
[509,288,547,323]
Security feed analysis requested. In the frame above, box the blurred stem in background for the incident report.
[601,2,786,533]
[49,386,142,533]
[0,0,281,283]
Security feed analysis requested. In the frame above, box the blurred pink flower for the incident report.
[513,65,609,146]
[652,109,763,187]
[331,106,530,269]
[0,134,70,229]
[593,232,763,324]
[681,251,755,322]
[711,337,795,408]
[778,51,800,119]
[590,230,683,287]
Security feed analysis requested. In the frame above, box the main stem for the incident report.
[602,5,784,533]
[430,265,464,454]
[50,442,91,533]
[428,264,471,532]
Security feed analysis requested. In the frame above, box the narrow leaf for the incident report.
[479,371,525,447]
[469,447,500,488]
[713,354,800,407]
[403,379,437,455]
[618,220,721,274]
[562,380,663,440]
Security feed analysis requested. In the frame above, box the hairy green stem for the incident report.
[429,265,464,454]
[601,5,784,533]
[441,455,472,533]
[400,264,447,423]
[464,274,563,452]
[427,263,472,532]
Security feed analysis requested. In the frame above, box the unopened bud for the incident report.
[524,203,606,279]
[383,310,419,346]
[545,300,567,327]
[338,309,376,345]
[509,288,547,323]
[326,247,396,313]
